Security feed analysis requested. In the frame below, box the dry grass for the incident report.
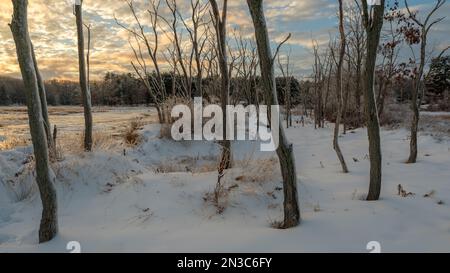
[124,117,144,146]
[203,187,230,214]
[154,155,218,173]
[0,134,28,150]
[2,154,38,202]
[233,156,279,183]
[54,130,124,157]
[0,106,156,152]
[201,151,280,215]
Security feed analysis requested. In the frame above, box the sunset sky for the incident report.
[0,0,448,81]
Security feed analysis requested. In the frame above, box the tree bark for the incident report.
[343,56,351,134]
[247,0,300,228]
[210,0,231,169]
[286,77,292,128]
[355,56,362,115]
[75,0,93,152]
[407,29,426,163]
[405,0,445,163]
[407,39,425,163]
[10,0,58,243]
[31,43,55,158]
[334,0,349,173]
[362,0,384,201]
[323,60,333,128]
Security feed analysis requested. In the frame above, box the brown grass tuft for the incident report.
[124,118,144,146]
[0,135,28,151]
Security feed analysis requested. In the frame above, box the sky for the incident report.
[0,0,449,81]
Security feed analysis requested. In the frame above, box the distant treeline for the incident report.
[0,72,306,107]
[0,73,151,106]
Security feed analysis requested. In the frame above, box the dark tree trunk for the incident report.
[75,0,93,152]
[10,0,58,243]
[210,0,231,169]
[407,33,427,164]
[362,0,384,201]
[343,57,351,134]
[247,0,300,228]
[334,0,349,173]
[355,55,362,115]
[323,62,333,128]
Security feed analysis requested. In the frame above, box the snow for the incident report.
[1,119,450,252]
[421,111,450,117]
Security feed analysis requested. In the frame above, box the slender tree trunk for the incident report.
[407,35,426,163]
[408,93,419,163]
[355,61,362,115]
[286,77,292,128]
[323,62,333,128]
[247,0,300,228]
[362,0,384,201]
[86,24,91,88]
[334,0,349,173]
[75,0,93,152]
[210,0,231,169]
[405,0,445,162]
[10,0,58,243]
[193,31,203,98]
[31,43,55,158]
[343,57,351,134]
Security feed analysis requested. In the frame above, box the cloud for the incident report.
[0,0,448,80]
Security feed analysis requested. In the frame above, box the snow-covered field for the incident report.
[0,117,450,253]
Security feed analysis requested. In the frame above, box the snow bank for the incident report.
[0,119,450,252]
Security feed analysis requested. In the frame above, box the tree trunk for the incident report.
[247,0,300,228]
[377,80,387,120]
[355,55,362,116]
[10,0,58,243]
[407,33,427,164]
[363,0,384,201]
[323,62,333,128]
[343,57,351,134]
[31,43,55,158]
[210,0,231,169]
[286,77,292,128]
[75,0,93,152]
[334,0,349,173]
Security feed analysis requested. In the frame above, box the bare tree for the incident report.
[333,0,349,173]
[75,0,93,151]
[278,49,293,128]
[312,40,326,128]
[347,2,366,116]
[179,0,210,97]
[404,0,446,163]
[247,0,300,228]
[209,0,231,169]
[342,49,351,134]
[376,3,403,120]
[360,0,385,201]
[231,29,259,105]
[160,0,193,97]
[31,43,55,159]
[116,0,168,123]
[10,0,58,243]
[324,42,334,124]
[84,23,92,87]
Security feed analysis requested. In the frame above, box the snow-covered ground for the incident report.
[0,118,450,252]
